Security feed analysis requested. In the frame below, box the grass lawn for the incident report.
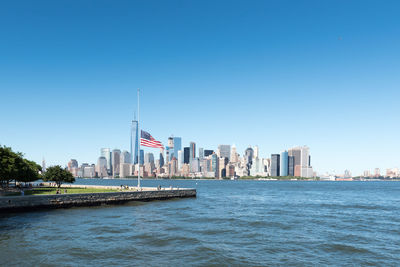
[2,187,119,196]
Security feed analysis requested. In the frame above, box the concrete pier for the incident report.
[0,187,196,213]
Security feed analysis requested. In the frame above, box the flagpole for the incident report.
[137,88,141,189]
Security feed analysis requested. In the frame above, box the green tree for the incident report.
[43,165,75,188]
[0,145,42,187]
[0,146,22,187]
[17,159,42,184]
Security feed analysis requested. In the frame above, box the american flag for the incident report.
[140,130,164,149]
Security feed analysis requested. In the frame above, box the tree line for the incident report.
[0,145,75,188]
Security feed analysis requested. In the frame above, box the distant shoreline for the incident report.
[75,177,400,182]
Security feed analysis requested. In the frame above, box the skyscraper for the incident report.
[190,158,200,173]
[218,145,231,160]
[101,148,111,174]
[120,150,131,164]
[198,147,204,160]
[144,152,155,164]
[189,142,196,162]
[167,137,174,161]
[300,146,310,168]
[245,147,254,163]
[280,151,288,176]
[173,137,182,162]
[299,146,313,178]
[230,145,238,163]
[131,120,139,164]
[68,159,78,170]
[288,147,301,166]
[289,146,313,178]
[253,145,259,159]
[42,158,46,172]
[111,149,121,177]
[140,149,144,165]
[211,153,218,176]
[159,152,164,167]
[288,156,295,176]
[245,147,254,173]
[178,150,183,170]
[183,147,190,164]
[97,156,108,178]
[204,149,214,157]
[271,154,280,177]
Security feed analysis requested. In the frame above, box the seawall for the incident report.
[0,189,196,213]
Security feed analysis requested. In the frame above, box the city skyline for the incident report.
[1,1,400,175]
[65,131,315,179]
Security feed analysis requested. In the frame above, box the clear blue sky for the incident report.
[1,0,399,175]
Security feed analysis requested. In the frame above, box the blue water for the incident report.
[1,179,400,266]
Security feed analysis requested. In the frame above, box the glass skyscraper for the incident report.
[100,148,111,173]
[173,137,181,161]
[140,149,144,165]
[198,147,204,160]
[189,142,196,162]
[204,150,213,157]
[280,151,288,176]
[288,156,295,176]
[183,147,190,164]
[271,154,280,177]
[218,145,231,160]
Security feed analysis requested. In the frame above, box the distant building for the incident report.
[120,163,132,178]
[288,156,295,176]
[101,148,111,173]
[177,150,183,171]
[139,149,144,165]
[97,157,108,178]
[245,147,254,164]
[250,157,266,176]
[199,147,204,160]
[144,153,154,164]
[42,158,46,172]
[204,150,214,157]
[68,159,79,177]
[189,142,196,162]
[289,146,313,178]
[169,157,178,176]
[83,166,95,178]
[245,147,254,174]
[68,159,78,170]
[253,146,259,159]
[120,150,131,164]
[190,158,200,173]
[230,145,239,163]
[167,137,174,161]
[211,154,218,177]
[183,147,190,164]
[218,145,231,161]
[280,151,288,176]
[218,157,227,178]
[294,165,301,177]
[363,170,371,177]
[173,137,182,162]
[271,154,280,176]
[159,152,164,167]
[112,149,121,177]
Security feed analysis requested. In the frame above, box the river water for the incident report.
[1,179,400,266]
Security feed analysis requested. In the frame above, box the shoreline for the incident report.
[0,186,196,213]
